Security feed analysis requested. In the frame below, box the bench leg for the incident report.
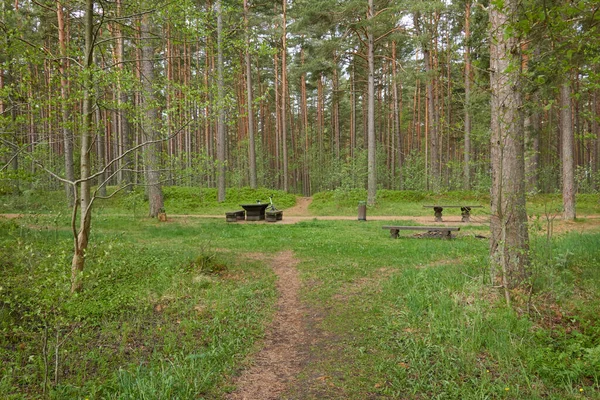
[461,207,471,223]
[390,229,399,239]
[444,230,452,240]
[434,207,443,222]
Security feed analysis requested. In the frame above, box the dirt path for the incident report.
[227,250,309,400]
[284,197,312,216]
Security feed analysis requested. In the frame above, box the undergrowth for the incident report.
[0,217,276,399]
[0,187,599,399]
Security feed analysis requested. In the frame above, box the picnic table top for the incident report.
[240,203,270,209]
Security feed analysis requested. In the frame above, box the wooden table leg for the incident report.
[434,207,443,222]
[461,207,471,223]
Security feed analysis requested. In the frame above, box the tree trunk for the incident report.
[333,63,340,160]
[425,48,439,190]
[526,91,540,192]
[560,80,576,220]
[392,42,403,188]
[301,48,310,196]
[463,0,472,190]
[350,64,356,157]
[593,88,599,190]
[489,0,530,298]
[274,52,281,188]
[95,103,107,197]
[140,14,164,216]
[56,1,75,206]
[244,0,257,189]
[216,0,226,201]
[281,0,289,192]
[367,0,376,206]
[71,0,94,293]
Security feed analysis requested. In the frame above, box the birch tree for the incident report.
[71,0,95,293]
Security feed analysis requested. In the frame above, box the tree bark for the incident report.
[463,0,472,190]
[95,102,107,197]
[301,47,310,196]
[367,0,377,206]
[560,80,576,220]
[140,14,164,216]
[489,0,530,297]
[56,1,75,206]
[281,0,289,192]
[594,88,600,190]
[71,0,94,293]
[415,12,439,191]
[216,0,226,201]
[392,41,403,188]
[244,0,257,189]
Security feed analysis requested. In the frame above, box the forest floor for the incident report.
[2,196,600,398]
[214,197,600,398]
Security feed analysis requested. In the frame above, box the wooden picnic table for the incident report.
[241,203,270,221]
[422,205,483,222]
[382,225,460,239]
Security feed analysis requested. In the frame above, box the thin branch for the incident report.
[71,186,79,247]
[93,183,134,200]
[375,26,402,43]
[83,119,191,185]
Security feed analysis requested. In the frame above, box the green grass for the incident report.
[0,216,277,399]
[1,187,597,218]
[309,189,599,217]
[1,188,600,399]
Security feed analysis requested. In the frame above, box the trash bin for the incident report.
[358,201,367,221]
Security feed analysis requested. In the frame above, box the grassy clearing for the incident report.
[287,220,600,399]
[0,216,277,399]
[309,189,599,217]
[1,188,599,399]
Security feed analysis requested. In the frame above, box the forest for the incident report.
[1,0,600,399]
[1,0,598,201]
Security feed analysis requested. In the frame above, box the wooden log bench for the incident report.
[225,210,246,222]
[265,210,283,222]
[382,225,460,239]
[422,205,483,222]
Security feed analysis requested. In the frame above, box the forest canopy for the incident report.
[1,0,598,199]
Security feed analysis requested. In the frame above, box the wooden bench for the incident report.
[422,205,483,222]
[382,225,460,239]
[225,210,245,222]
[265,210,283,222]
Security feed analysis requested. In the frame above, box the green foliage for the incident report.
[161,186,296,213]
[0,217,276,399]
[2,206,600,398]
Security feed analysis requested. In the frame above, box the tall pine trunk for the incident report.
[56,1,75,206]
[216,0,226,201]
[560,80,576,220]
[463,0,472,190]
[489,0,530,302]
[244,0,257,189]
[367,0,376,206]
[140,14,164,216]
[281,0,289,192]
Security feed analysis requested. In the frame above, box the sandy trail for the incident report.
[227,250,309,400]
